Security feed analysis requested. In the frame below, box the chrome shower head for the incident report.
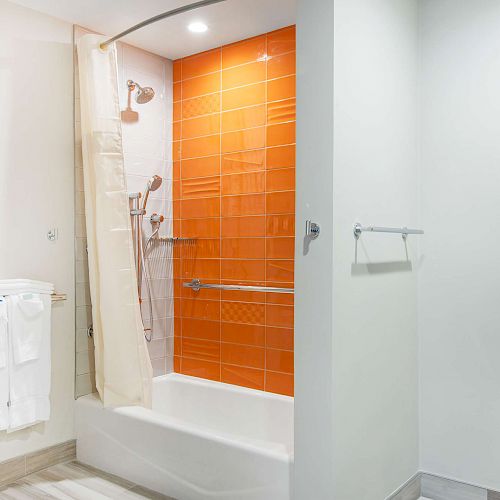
[127,79,155,104]
[141,175,163,210]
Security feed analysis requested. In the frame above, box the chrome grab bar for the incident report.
[353,222,424,239]
[183,279,294,294]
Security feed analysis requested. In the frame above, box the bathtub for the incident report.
[75,373,293,500]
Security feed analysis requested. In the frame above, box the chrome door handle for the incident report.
[305,220,320,239]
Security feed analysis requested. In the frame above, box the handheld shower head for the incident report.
[127,80,155,104]
[141,175,163,210]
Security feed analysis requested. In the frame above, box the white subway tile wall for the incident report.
[74,26,174,397]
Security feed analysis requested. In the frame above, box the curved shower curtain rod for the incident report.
[100,0,228,50]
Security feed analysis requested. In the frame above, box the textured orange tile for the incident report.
[221,343,265,369]
[266,371,293,396]
[182,156,220,179]
[222,301,265,325]
[268,51,296,79]
[267,26,296,57]
[182,134,220,159]
[222,216,265,237]
[266,214,295,237]
[182,338,220,362]
[221,194,265,216]
[266,349,293,373]
[221,127,265,154]
[267,99,296,125]
[222,82,265,111]
[182,48,221,79]
[181,357,220,382]
[221,238,265,259]
[173,101,181,122]
[182,318,220,341]
[221,323,265,346]
[221,259,266,281]
[267,168,295,192]
[222,171,265,195]
[266,237,295,259]
[173,60,182,82]
[182,72,220,100]
[267,145,295,169]
[173,81,181,102]
[181,197,220,218]
[267,122,295,148]
[181,258,220,279]
[266,304,294,328]
[221,365,264,390]
[266,327,294,350]
[173,141,181,162]
[174,356,181,372]
[181,298,220,321]
[181,176,220,199]
[181,218,220,238]
[181,239,220,259]
[222,61,266,89]
[182,114,220,140]
[183,93,220,119]
[222,35,266,69]
[222,150,265,174]
[268,75,295,103]
[173,122,181,141]
[222,105,266,133]
[266,260,294,283]
[266,191,295,214]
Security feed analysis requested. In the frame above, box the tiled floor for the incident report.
[0,461,174,499]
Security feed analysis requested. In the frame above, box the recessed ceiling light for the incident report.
[188,22,208,33]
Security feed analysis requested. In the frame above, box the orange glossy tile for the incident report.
[172,141,181,162]
[221,323,265,346]
[221,286,264,304]
[174,298,182,316]
[221,343,265,369]
[182,114,220,140]
[266,349,293,374]
[267,168,295,192]
[173,180,181,200]
[267,26,296,57]
[181,156,220,179]
[266,214,295,237]
[182,338,220,362]
[266,260,294,283]
[222,171,265,195]
[222,35,266,69]
[266,284,294,305]
[267,75,295,103]
[173,161,181,181]
[266,327,294,350]
[173,101,181,122]
[222,150,265,174]
[174,356,181,372]
[181,258,220,280]
[221,365,264,390]
[181,218,220,238]
[222,82,265,111]
[182,318,220,341]
[266,304,294,328]
[182,48,221,79]
[267,98,296,125]
[181,298,220,321]
[181,357,220,382]
[221,194,265,216]
[266,145,295,169]
[221,127,265,154]
[222,61,266,89]
[266,237,295,259]
[173,81,181,102]
[181,197,220,218]
[174,337,181,356]
[181,176,220,199]
[266,371,293,396]
[221,238,265,259]
[173,122,181,141]
[181,239,220,259]
[221,259,265,281]
[182,72,220,100]
[183,93,220,119]
[267,52,296,80]
[182,134,220,159]
[266,191,295,214]
[221,301,265,325]
[173,60,182,82]
[267,122,295,148]
[222,216,265,237]
[221,105,266,134]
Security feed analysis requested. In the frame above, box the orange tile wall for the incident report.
[172,26,295,396]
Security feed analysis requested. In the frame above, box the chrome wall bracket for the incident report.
[306,220,320,239]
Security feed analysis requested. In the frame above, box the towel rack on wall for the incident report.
[51,293,67,303]
[353,222,424,240]
[183,279,294,294]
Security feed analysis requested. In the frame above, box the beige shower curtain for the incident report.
[77,34,152,407]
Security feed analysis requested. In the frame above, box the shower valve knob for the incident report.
[305,220,320,240]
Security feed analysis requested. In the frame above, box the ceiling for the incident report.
[9,0,296,59]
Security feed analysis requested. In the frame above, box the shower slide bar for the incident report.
[184,279,294,294]
[353,222,424,239]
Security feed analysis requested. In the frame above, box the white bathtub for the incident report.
[75,373,294,500]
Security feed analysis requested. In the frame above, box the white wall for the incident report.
[332,0,420,497]
[419,0,500,490]
[0,0,75,460]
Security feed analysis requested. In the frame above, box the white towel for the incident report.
[7,293,51,431]
[0,298,8,430]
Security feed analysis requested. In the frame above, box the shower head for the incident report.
[127,80,155,104]
[141,175,163,210]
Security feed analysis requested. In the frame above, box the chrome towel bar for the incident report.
[183,279,294,294]
[354,222,424,240]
